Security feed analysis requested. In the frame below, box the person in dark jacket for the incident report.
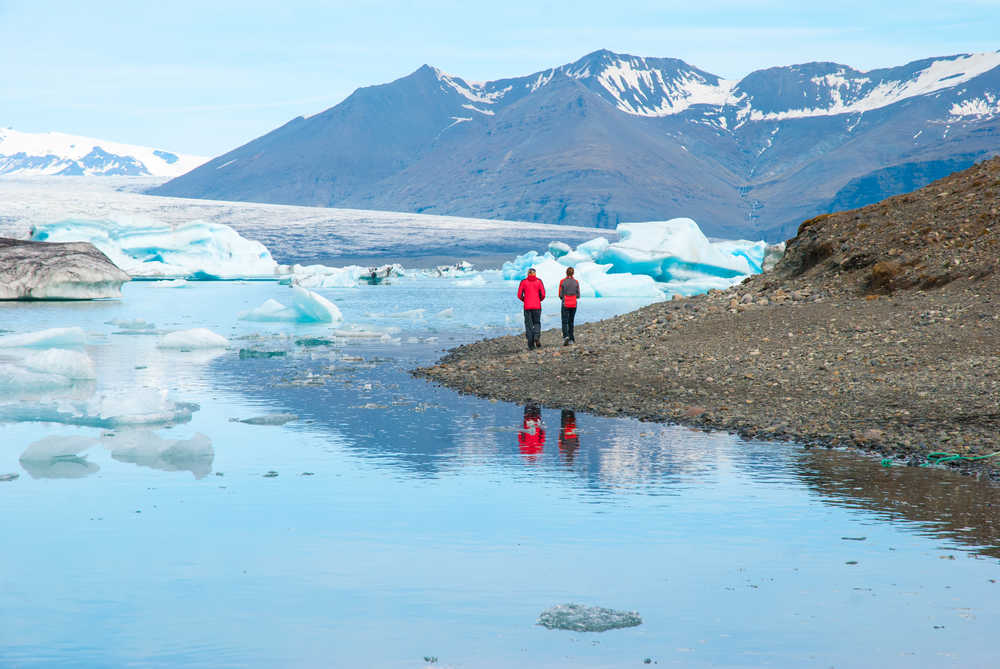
[558,267,580,345]
[517,267,545,350]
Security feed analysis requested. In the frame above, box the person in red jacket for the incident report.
[558,267,580,345]
[517,267,545,350]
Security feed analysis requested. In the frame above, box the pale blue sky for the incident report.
[2,0,997,156]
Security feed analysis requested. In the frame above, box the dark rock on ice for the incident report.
[0,237,129,299]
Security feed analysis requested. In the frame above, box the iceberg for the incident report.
[506,218,777,298]
[158,328,230,349]
[601,219,755,280]
[240,286,343,324]
[1,238,130,300]
[30,218,280,279]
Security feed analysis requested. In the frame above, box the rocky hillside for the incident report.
[754,156,999,296]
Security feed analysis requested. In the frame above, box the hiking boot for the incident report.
[563,338,569,346]
[534,337,541,348]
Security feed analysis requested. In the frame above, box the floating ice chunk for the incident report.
[435,308,455,318]
[241,287,343,324]
[106,318,156,330]
[575,237,611,259]
[107,430,214,479]
[387,308,425,319]
[289,286,342,323]
[237,413,298,426]
[30,218,279,278]
[0,327,87,349]
[239,298,298,322]
[291,263,404,288]
[23,349,96,379]
[455,275,487,287]
[548,241,572,258]
[292,263,366,288]
[159,328,229,349]
[0,389,198,428]
[537,604,642,632]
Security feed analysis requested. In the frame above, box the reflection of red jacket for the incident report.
[519,419,545,462]
[517,275,545,310]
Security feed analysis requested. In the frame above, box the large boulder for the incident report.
[0,238,130,299]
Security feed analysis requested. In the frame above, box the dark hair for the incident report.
[566,267,574,276]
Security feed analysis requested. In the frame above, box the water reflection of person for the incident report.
[519,403,545,463]
[558,409,580,463]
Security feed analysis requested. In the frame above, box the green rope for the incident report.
[920,450,1000,467]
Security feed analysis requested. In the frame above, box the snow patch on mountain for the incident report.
[0,128,207,177]
[749,51,1000,121]
[950,92,1000,120]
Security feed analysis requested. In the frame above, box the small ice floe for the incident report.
[240,286,342,323]
[0,327,87,349]
[455,275,487,287]
[0,348,97,397]
[158,328,229,349]
[537,603,642,632]
[234,413,298,426]
[435,308,455,318]
[0,473,20,482]
[106,318,156,330]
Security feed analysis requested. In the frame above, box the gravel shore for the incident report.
[415,158,1000,477]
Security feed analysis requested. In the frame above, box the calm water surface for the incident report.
[2,281,999,668]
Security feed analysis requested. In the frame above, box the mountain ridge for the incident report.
[0,128,207,177]
[152,49,1000,240]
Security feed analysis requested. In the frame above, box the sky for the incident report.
[2,0,998,157]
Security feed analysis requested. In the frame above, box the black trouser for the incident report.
[523,309,541,346]
[561,305,576,341]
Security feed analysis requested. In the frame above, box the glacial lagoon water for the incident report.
[3,278,1000,668]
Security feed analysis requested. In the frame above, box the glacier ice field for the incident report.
[2,202,1000,667]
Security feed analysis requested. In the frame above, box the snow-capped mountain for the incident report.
[153,49,1000,239]
[0,128,207,177]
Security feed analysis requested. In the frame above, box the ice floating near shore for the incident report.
[158,328,230,349]
[30,218,280,278]
[505,218,779,297]
[0,388,199,428]
[537,603,643,632]
[240,286,343,323]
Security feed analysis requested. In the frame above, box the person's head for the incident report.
[566,267,574,277]
[527,268,536,278]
